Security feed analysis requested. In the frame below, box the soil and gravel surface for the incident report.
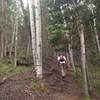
[0,58,82,100]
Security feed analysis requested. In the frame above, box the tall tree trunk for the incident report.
[66,52,71,68]
[89,23,97,50]
[34,0,43,79]
[10,22,16,62]
[93,17,100,53]
[89,6,100,53]
[66,33,76,71]
[4,33,7,57]
[14,18,18,67]
[78,22,89,98]
[68,36,76,72]
[41,0,49,59]
[73,0,89,96]
[1,34,4,58]
[28,0,36,65]
[1,0,4,58]
[4,9,8,57]
[19,0,30,53]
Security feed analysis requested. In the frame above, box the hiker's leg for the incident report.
[61,63,65,77]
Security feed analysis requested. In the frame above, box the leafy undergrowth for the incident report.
[75,66,100,100]
[30,79,49,94]
[88,66,100,99]
[0,60,32,78]
[90,80,100,98]
[89,66,100,76]
[73,67,84,88]
[73,67,93,100]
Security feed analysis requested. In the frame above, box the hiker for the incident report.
[57,53,66,64]
[57,53,66,77]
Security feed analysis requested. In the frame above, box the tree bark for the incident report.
[89,7,100,53]
[14,18,18,67]
[10,22,15,62]
[1,34,4,58]
[79,22,89,98]
[93,17,100,53]
[34,0,43,79]
[68,36,76,72]
[19,0,30,53]
[41,0,49,59]
[28,0,36,65]
[0,0,4,58]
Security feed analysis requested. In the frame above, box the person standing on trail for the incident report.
[57,53,66,64]
[57,53,66,77]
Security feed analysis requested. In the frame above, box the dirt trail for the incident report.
[0,59,82,100]
[42,58,81,100]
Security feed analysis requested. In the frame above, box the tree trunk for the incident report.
[89,7,100,53]
[14,18,18,67]
[10,22,16,62]
[79,23,89,98]
[66,33,76,71]
[93,18,100,53]
[28,0,36,65]
[19,0,30,54]
[1,34,4,58]
[68,36,76,72]
[0,0,4,58]
[41,0,49,59]
[34,0,43,79]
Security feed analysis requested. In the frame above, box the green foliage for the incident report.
[89,66,100,76]
[30,79,48,93]
[79,97,92,100]
[0,60,31,77]
[91,80,100,93]
[87,65,100,99]
[47,24,65,47]
[74,67,84,88]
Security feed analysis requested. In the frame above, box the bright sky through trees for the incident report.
[22,0,27,7]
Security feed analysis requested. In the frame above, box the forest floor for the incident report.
[0,59,97,100]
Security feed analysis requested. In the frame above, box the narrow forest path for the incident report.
[42,58,82,100]
[0,59,82,100]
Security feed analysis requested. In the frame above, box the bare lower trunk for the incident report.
[4,34,7,57]
[14,18,18,67]
[9,15,16,64]
[68,37,76,72]
[79,23,89,98]
[66,52,71,68]
[34,0,43,79]
[66,33,76,72]
[10,24,15,62]
[41,0,49,58]
[1,0,4,58]
[26,37,31,57]
[93,18,100,53]
[90,8,100,53]
[1,34,4,58]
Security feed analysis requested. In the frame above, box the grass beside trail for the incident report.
[88,66,100,99]
[0,60,32,78]
[74,66,100,100]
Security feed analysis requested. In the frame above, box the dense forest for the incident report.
[0,0,100,100]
